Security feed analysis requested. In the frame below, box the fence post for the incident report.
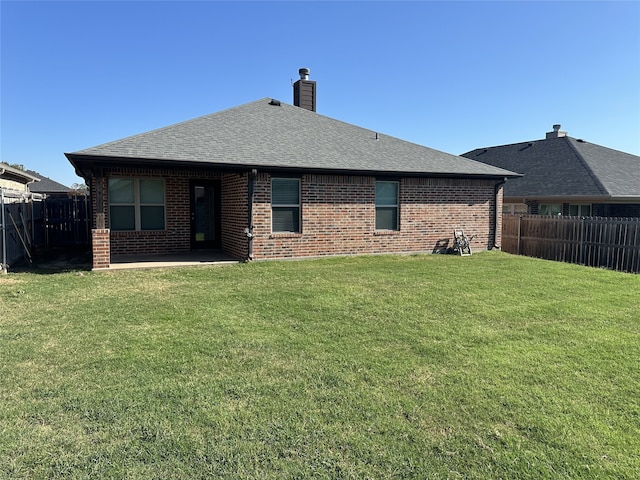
[30,195,36,254]
[579,216,585,265]
[1,189,6,273]
[84,194,90,243]
[517,215,522,255]
[44,195,49,248]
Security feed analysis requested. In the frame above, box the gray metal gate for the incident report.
[1,190,90,271]
[0,189,44,271]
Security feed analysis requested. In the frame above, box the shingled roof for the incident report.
[25,170,70,194]
[462,136,640,199]
[67,98,517,179]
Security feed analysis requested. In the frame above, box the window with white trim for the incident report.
[108,178,165,231]
[271,177,300,233]
[375,181,399,230]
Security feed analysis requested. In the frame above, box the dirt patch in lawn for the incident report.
[10,247,91,274]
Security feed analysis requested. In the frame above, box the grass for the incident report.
[1,251,638,479]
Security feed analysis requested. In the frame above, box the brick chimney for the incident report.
[293,67,316,112]
[546,124,567,139]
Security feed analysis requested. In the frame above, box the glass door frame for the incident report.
[189,179,222,249]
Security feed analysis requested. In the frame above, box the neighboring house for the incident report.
[462,125,640,217]
[66,69,518,269]
[24,170,72,196]
[0,163,40,193]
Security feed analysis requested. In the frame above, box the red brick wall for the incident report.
[91,228,110,269]
[251,173,501,259]
[89,168,248,258]
[89,168,502,262]
[221,173,248,259]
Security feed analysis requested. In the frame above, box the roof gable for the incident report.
[68,99,516,178]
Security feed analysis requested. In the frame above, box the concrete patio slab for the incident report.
[108,250,241,270]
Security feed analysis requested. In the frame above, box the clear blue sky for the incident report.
[2,1,639,187]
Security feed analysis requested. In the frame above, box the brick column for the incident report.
[92,228,111,270]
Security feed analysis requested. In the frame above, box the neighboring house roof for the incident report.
[67,98,518,179]
[462,136,640,200]
[24,170,71,194]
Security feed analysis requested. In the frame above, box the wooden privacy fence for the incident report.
[502,214,640,274]
[44,194,90,246]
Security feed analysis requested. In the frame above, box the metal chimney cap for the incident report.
[299,68,310,80]
[553,124,561,131]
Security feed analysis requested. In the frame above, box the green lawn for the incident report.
[1,252,638,479]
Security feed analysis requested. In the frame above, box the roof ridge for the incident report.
[564,137,610,196]
[465,138,548,154]
[66,98,520,179]
[70,98,272,154]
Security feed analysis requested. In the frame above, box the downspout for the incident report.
[244,169,257,261]
[492,177,507,250]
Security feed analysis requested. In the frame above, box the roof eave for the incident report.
[65,153,521,181]
[0,163,40,183]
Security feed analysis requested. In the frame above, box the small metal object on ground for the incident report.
[454,230,473,256]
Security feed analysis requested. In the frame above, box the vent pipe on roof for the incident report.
[545,123,567,139]
[293,67,316,112]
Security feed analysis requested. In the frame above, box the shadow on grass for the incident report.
[9,247,91,275]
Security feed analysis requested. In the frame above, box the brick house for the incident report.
[66,70,518,269]
[462,125,640,217]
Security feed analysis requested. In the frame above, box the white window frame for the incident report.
[108,178,166,231]
[271,177,301,233]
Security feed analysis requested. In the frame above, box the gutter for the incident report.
[493,177,508,249]
[65,153,521,182]
[0,164,40,185]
